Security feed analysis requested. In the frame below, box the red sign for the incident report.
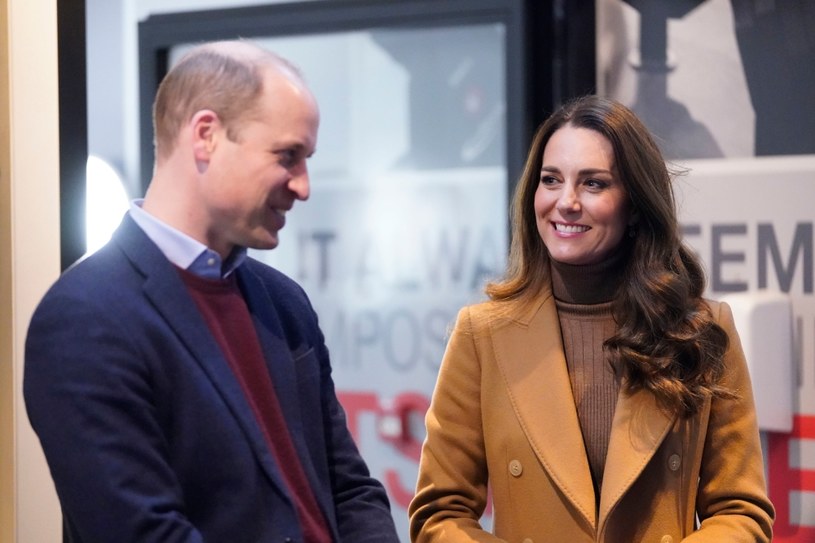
[768,415,815,542]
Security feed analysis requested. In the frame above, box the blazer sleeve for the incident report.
[409,307,507,543]
[262,271,400,542]
[24,287,205,543]
[312,325,400,542]
[684,300,775,542]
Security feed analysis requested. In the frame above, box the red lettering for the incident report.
[337,391,381,442]
[768,414,815,542]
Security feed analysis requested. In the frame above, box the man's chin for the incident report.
[248,235,280,251]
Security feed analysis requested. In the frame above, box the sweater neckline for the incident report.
[549,250,626,305]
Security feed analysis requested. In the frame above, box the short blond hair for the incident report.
[152,40,301,162]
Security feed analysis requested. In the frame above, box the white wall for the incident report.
[1,1,64,541]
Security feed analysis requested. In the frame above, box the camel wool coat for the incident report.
[409,289,774,543]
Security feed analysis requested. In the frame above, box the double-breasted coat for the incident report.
[409,288,774,542]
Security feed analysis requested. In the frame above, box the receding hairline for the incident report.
[152,40,316,160]
[184,40,306,84]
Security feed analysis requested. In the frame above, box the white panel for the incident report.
[789,438,815,471]
[790,491,815,528]
[720,291,794,432]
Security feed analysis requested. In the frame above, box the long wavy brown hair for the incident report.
[486,95,733,416]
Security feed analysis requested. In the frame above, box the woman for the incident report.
[409,96,774,542]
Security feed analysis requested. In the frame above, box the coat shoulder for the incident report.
[458,292,553,336]
[701,297,737,329]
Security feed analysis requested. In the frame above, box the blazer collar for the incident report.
[491,290,675,532]
[111,216,295,503]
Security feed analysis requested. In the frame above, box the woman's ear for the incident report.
[626,208,640,239]
[628,208,640,226]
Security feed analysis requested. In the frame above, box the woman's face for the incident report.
[534,124,634,266]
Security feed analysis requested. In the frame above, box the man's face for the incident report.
[199,70,319,257]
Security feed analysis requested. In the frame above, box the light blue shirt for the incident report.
[129,199,246,280]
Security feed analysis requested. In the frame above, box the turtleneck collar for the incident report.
[549,248,627,305]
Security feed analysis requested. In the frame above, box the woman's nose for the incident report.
[557,187,580,213]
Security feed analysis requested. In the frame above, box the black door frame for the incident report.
[63,0,595,270]
[59,0,88,270]
[137,0,596,197]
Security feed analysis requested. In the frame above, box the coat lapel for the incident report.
[491,292,597,530]
[113,217,292,501]
[598,386,676,533]
[489,284,678,536]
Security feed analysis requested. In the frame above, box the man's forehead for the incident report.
[197,40,268,60]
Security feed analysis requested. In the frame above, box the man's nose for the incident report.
[289,168,310,201]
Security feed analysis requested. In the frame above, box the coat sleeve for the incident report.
[23,287,205,543]
[409,307,507,543]
[683,301,775,542]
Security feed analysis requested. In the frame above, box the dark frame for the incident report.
[137,0,596,196]
[58,0,88,269]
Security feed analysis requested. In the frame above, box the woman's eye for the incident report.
[585,178,608,190]
[540,175,559,185]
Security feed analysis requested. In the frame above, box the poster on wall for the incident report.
[597,0,815,538]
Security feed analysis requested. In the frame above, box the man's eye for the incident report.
[278,150,297,166]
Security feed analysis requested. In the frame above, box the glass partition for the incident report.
[138,0,603,533]
[228,27,507,534]
[141,2,547,535]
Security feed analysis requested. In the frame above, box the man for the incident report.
[24,40,400,543]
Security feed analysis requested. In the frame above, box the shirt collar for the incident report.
[128,199,247,279]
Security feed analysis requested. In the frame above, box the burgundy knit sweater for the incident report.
[179,268,332,543]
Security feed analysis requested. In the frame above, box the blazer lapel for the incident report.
[492,293,597,530]
[598,386,676,533]
[237,266,304,435]
[237,264,338,530]
[113,217,292,501]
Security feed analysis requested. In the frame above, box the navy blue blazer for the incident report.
[24,215,399,543]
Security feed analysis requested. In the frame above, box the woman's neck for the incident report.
[549,250,626,304]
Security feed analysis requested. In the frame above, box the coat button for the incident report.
[668,454,681,471]
[661,536,673,543]
[509,459,523,477]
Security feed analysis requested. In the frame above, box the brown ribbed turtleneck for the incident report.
[550,254,625,503]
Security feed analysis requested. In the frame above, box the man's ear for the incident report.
[190,109,220,163]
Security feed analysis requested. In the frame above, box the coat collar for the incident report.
[491,290,675,532]
[599,387,676,533]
